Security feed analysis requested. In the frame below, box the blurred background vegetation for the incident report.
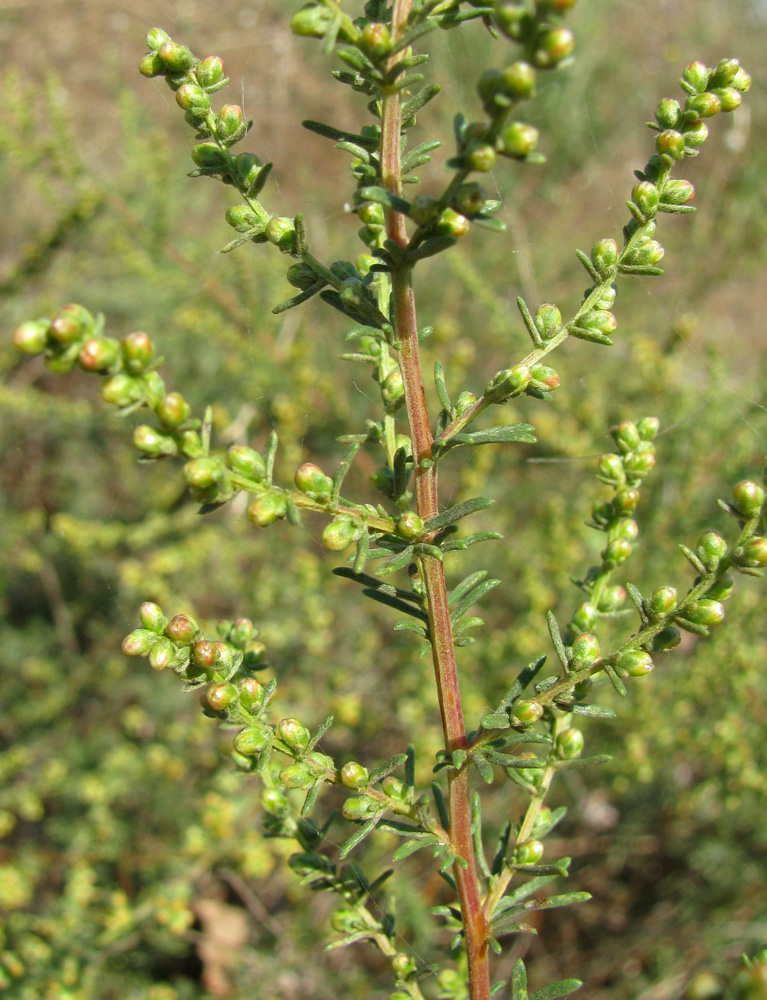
[1,1,766,998]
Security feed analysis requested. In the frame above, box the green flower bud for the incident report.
[435,208,469,237]
[683,599,725,626]
[342,795,380,821]
[533,26,575,68]
[604,538,631,564]
[571,602,597,632]
[12,319,50,355]
[100,373,144,407]
[184,457,224,489]
[655,98,682,129]
[610,421,640,453]
[598,453,624,483]
[78,336,120,372]
[556,727,584,759]
[616,649,654,677]
[146,28,171,51]
[244,639,267,668]
[624,239,665,266]
[340,761,369,789]
[322,517,357,552]
[227,617,254,647]
[453,182,487,217]
[489,363,531,400]
[279,764,314,789]
[681,119,708,148]
[139,602,167,634]
[397,512,423,540]
[50,303,94,345]
[535,303,562,339]
[358,201,385,227]
[276,718,311,752]
[285,262,317,289]
[331,908,362,934]
[571,633,599,669]
[734,537,767,569]
[682,61,709,92]
[204,681,238,712]
[246,493,287,526]
[685,92,721,118]
[516,839,544,865]
[711,87,741,112]
[165,614,199,645]
[614,488,640,514]
[511,699,544,725]
[648,586,678,618]
[494,2,531,40]
[120,331,154,373]
[122,628,157,657]
[191,143,228,171]
[153,392,190,430]
[175,82,210,114]
[238,676,266,711]
[361,21,391,59]
[707,573,735,601]
[266,216,297,253]
[655,129,686,160]
[217,104,245,142]
[138,49,166,76]
[291,3,333,38]
[731,66,751,93]
[225,445,266,481]
[370,467,394,497]
[158,41,196,73]
[192,640,218,669]
[590,239,619,278]
[636,416,659,440]
[624,448,656,476]
[710,57,739,88]
[502,61,536,100]
[382,370,406,410]
[294,462,333,494]
[305,751,334,774]
[149,636,175,671]
[582,309,617,337]
[697,529,728,570]
[598,585,626,612]
[196,55,224,88]
[662,179,695,205]
[632,181,660,218]
[455,391,478,415]
[467,143,497,172]
[233,152,264,194]
[530,365,560,391]
[233,722,272,757]
[260,787,288,816]
[499,121,539,159]
[591,500,613,526]
[392,953,416,980]
[134,425,178,458]
[651,626,682,652]
[733,480,764,518]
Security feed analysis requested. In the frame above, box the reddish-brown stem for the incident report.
[381,5,490,998]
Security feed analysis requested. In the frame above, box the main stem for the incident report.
[382,5,490,997]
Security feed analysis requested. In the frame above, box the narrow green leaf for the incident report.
[307,715,334,750]
[376,544,416,576]
[494,875,562,915]
[388,18,439,56]
[302,120,379,149]
[450,423,537,448]
[471,215,507,232]
[393,619,428,637]
[603,662,627,696]
[402,83,442,122]
[512,959,529,1000]
[546,611,569,670]
[481,711,511,730]
[472,752,495,784]
[574,248,601,282]
[679,543,707,574]
[424,496,494,532]
[402,139,442,174]
[518,296,543,347]
[324,929,373,951]
[529,980,583,1000]
[392,836,439,862]
[353,528,369,574]
[432,781,449,830]
[359,185,412,215]
[571,703,615,718]
[569,324,613,346]
[300,782,321,817]
[442,530,503,551]
[405,235,457,261]
[264,431,278,485]
[501,655,547,707]
[530,891,591,910]
[451,748,467,770]
[434,359,452,411]
[338,814,383,859]
[450,578,500,624]
[369,753,408,783]
[553,754,612,769]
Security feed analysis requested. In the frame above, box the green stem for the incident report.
[383,4,490,998]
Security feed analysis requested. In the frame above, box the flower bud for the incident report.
[733,480,764,518]
[291,3,333,37]
[122,628,157,657]
[685,92,721,118]
[624,239,665,267]
[146,28,171,51]
[648,586,678,618]
[455,391,478,415]
[322,517,357,552]
[246,493,287,526]
[616,650,654,677]
[734,537,767,569]
[217,104,245,142]
[340,761,369,790]
[655,129,686,160]
[511,699,544,725]
[382,370,406,410]
[266,216,297,253]
[571,603,597,632]
[515,839,544,865]
[342,795,379,821]
[655,98,681,129]
[632,181,660,218]
[279,764,314,789]
[614,489,640,515]
[392,953,416,980]
[149,636,176,671]
[535,303,561,339]
[165,614,198,645]
[138,602,166,634]
[13,319,50,355]
[624,448,656,476]
[453,182,486,217]
[533,26,574,67]
[683,599,725,626]
[158,41,196,73]
[590,239,618,278]
[494,2,531,40]
[370,467,394,496]
[78,336,120,372]
[707,573,735,601]
[591,500,613,526]
[397,512,423,540]
[175,82,210,114]
[598,453,624,483]
[501,61,536,100]
[100,374,144,408]
[697,529,727,570]
[233,152,263,193]
[120,331,154,373]
[651,626,682,652]
[434,208,469,238]
[244,639,267,668]
[556,727,584,759]
[489,363,531,400]
[682,61,709,92]
[610,421,640,453]
[530,365,560,391]
[731,67,751,93]
[294,462,333,495]
[276,718,311,752]
[604,538,631,564]
[260,787,288,816]
[222,445,264,482]
[234,722,272,757]
[681,119,708,148]
[134,425,178,458]
[571,633,599,669]
[661,179,695,205]
[184,457,224,489]
[598,585,626,612]
[361,21,391,59]
[382,776,408,802]
[711,87,741,112]
[467,143,497,172]
[196,55,224,88]
[204,681,238,712]
[238,676,266,712]
[499,121,539,159]
[191,143,228,171]
[50,304,93,345]
[192,640,218,670]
